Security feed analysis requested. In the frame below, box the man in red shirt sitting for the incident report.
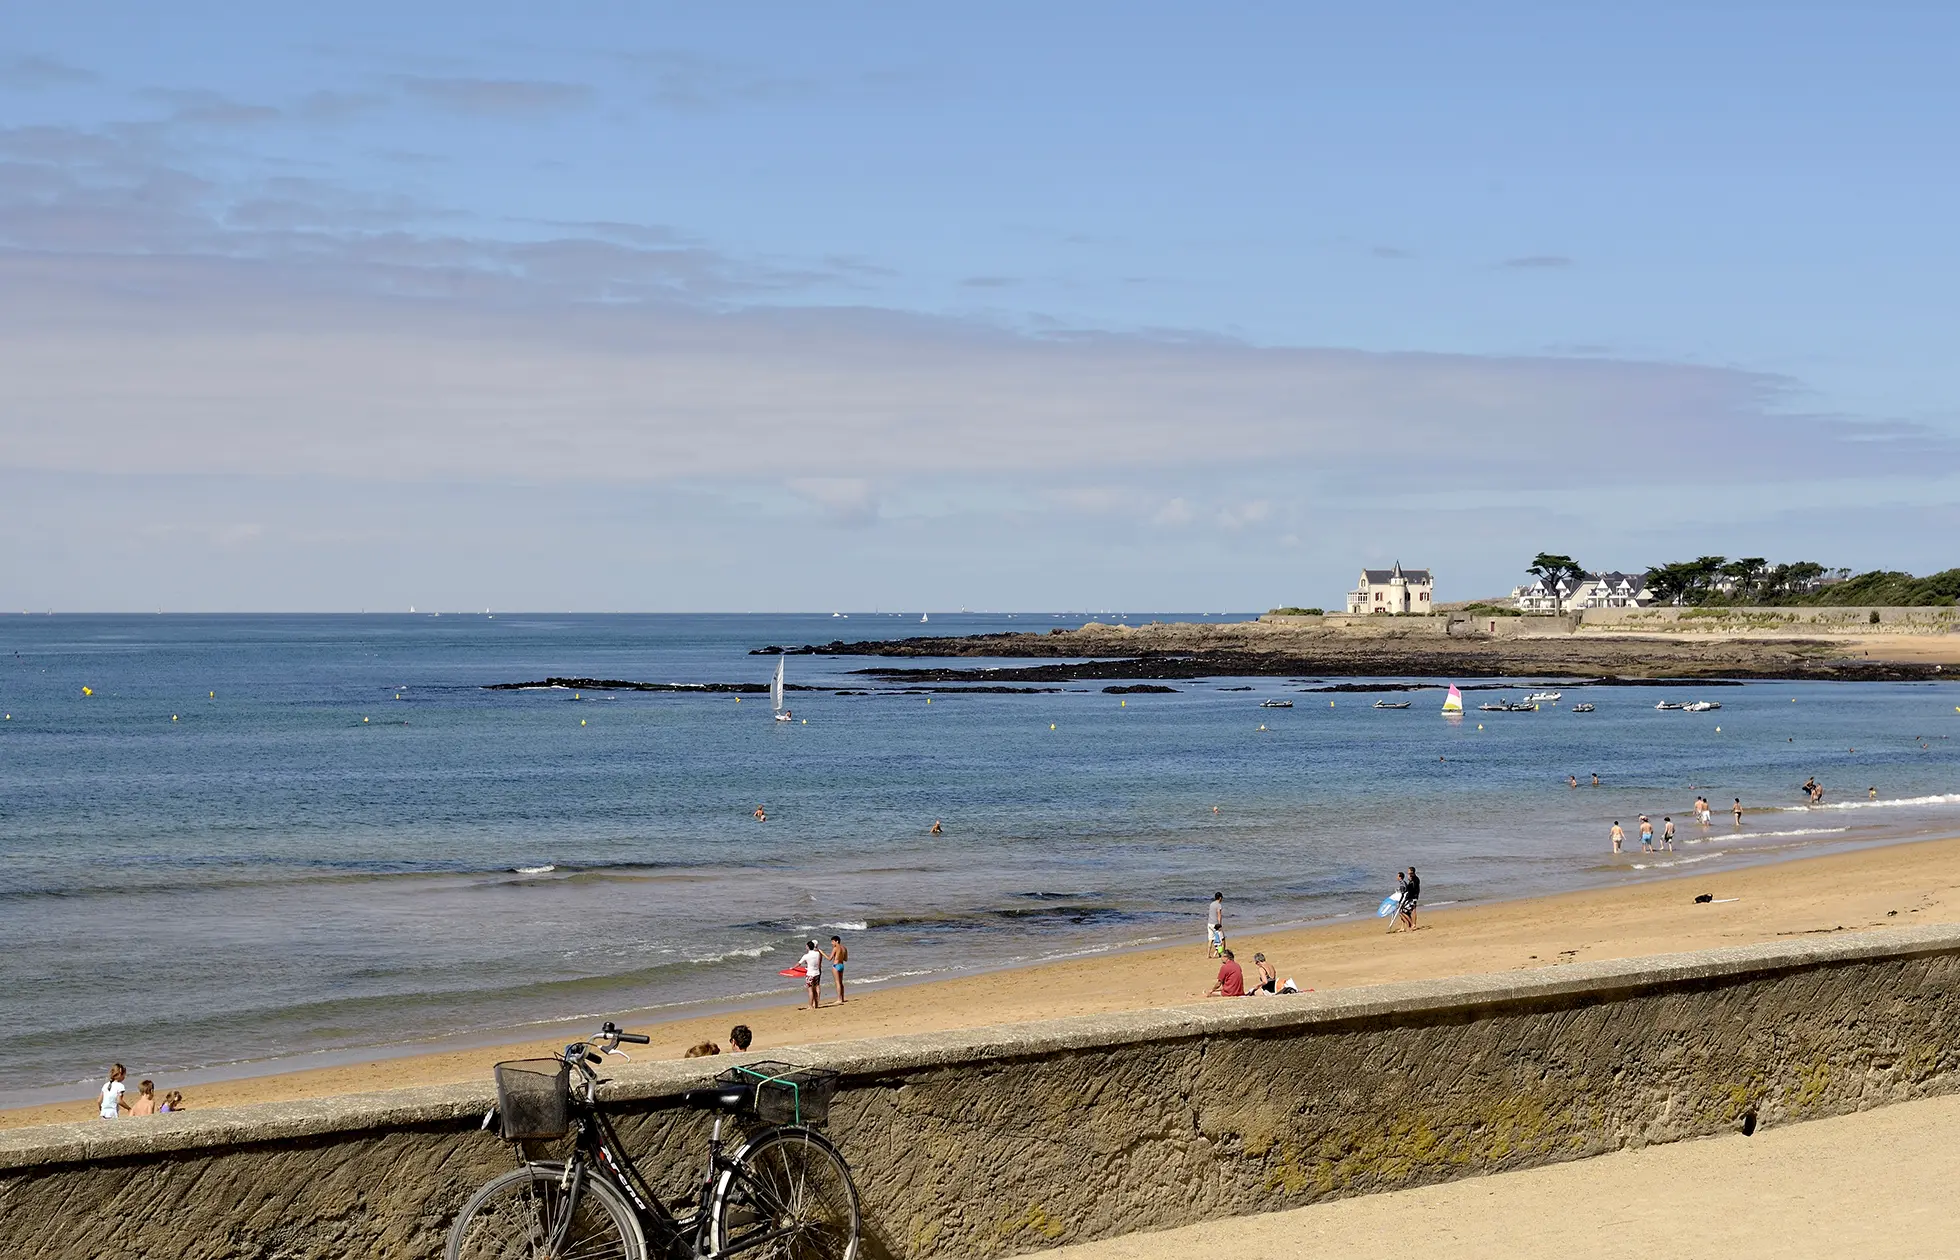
[1207,948,1244,997]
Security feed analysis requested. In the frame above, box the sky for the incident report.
[4,3,1959,612]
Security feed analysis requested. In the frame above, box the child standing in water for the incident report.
[827,935,848,1004]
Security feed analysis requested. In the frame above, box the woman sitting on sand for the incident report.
[1250,952,1277,994]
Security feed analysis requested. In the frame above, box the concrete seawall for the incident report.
[6,925,1960,1259]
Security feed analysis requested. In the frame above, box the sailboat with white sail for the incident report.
[772,655,792,721]
[1441,684,1464,715]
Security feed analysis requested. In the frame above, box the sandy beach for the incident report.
[12,830,1960,1132]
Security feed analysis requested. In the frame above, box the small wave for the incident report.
[1777,793,1960,812]
[513,865,556,875]
[824,921,868,931]
[1631,854,1724,870]
[687,944,775,964]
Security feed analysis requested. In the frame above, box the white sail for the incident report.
[1442,684,1463,714]
[772,655,785,712]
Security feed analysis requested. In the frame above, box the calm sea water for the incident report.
[3,613,1957,1103]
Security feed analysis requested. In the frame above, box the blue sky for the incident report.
[4,4,1958,610]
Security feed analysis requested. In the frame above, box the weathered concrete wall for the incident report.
[1579,605,1960,632]
[7,926,1960,1259]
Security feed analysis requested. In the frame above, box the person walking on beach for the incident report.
[798,939,825,1009]
[128,1079,159,1116]
[1696,796,1711,825]
[827,935,848,1003]
[1207,948,1245,997]
[1662,816,1676,852]
[1733,798,1745,826]
[1610,821,1624,853]
[1399,867,1421,931]
[99,1065,128,1119]
[1207,892,1225,957]
[1638,816,1654,852]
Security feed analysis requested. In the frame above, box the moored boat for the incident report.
[1373,700,1411,709]
[1259,699,1294,708]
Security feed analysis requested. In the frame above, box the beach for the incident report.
[13,829,1960,1131]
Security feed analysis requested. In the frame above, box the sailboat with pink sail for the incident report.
[1441,684,1464,715]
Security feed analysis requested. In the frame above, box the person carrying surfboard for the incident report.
[1398,867,1421,932]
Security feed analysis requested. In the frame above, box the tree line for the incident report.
[1526,552,1960,609]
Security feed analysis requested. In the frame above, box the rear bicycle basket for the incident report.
[716,1062,839,1126]
[493,1059,571,1141]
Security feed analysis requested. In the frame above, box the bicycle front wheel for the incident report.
[447,1162,648,1260]
[709,1128,860,1260]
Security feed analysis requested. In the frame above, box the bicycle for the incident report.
[447,1022,861,1260]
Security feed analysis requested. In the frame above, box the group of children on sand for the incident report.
[98,1064,183,1119]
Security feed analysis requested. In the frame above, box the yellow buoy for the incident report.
[1477,723,1484,730]
[801,719,807,724]
[1715,726,1721,732]
[209,691,214,698]
[580,718,586,726]
[926,698,931,705]
[82,686,93,696]
[1258,723,1267,731]
[363,716,370,723]
[1120,699,1126,707]
[574,692,580,700]
[1329,700,1335,707]
[1050,723,1056,730]
[171,714,178,721]
[735,697,741,703]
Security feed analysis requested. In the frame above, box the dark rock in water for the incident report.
[1217,686,1254,692]
[1103,684,1179,694]
[485,676,785,694]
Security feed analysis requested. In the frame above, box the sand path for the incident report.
[1046,1090,1960,1259]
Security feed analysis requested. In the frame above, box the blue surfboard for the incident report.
[1376,891,1403,918]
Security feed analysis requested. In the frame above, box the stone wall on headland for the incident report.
[6,926,1960,1260]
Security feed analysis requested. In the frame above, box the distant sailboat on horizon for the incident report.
[1442,684,1464,715]
[772,655,792,721]
[921,612,929,623]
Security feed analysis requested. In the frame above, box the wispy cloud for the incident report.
[1,55,94,90]
[1502,254,1573,269]
[396,76,590,114]
[140,88,282,128]
[1371,246,1412,260]
[961,275,1017,288]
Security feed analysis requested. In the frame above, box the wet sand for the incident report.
[12,831,1960,1131]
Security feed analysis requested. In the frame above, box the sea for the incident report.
[3,612,1957,1106]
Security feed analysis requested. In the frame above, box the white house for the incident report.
[1347,562,1435,614]
[1511,570,1652,612]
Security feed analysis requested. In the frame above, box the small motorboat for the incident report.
[1571,703,1595,713]
[1683,700,1722,712]
[1478,700,1537,712]
[1527,690,1562,703]
[1259,699,1294,708]
[1655,701,1684,711]
[1373,700,1411,709]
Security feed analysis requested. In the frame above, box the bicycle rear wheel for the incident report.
[447,1162,648,1260]
[709,1128,860,1260]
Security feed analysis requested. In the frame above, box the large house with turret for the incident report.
[1347,562,1434,614]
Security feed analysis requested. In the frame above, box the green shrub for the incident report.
[1268,606,1326,616]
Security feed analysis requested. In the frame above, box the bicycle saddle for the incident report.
[679,1084,755,1113]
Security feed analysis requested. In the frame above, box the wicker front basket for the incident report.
[493,1059,571,1141]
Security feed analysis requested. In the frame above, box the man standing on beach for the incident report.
[1207,948,1245,997]
[798,940,824,1010]
[827,935,848,1003]
[1208,892,1225,957]
[1611,821,1624,853]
